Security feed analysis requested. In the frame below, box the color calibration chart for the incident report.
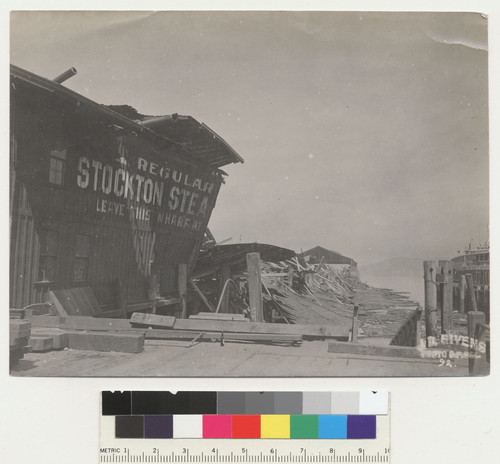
[100,391,390,463]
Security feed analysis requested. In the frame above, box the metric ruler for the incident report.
[99,414,390,463]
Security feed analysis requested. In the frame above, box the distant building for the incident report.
[10,65,243,311]
[299,246,358,276]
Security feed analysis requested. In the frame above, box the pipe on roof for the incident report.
[52,67,77,84]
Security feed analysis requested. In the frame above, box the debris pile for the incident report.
[258,259,418,340]
[11,241,422,369]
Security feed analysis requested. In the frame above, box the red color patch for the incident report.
[232,415,261,438]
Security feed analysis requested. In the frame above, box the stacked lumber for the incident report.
[9,308,26,319]
[146,330,302,346]
[352,287,418,337]
[30,329,69,350]
[129,313,346,342]
[27,325,144,354]
[270,289,353,326]
[261,259,420,342]
[9,317,31,368]
[26,312,349,351]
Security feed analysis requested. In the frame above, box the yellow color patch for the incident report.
[261,415,290,439]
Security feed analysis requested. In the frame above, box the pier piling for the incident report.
[423,260,438,345]
[246,253,264,322]
[465,273,478,312]
[459,275,466,314]
[439,260,453,334]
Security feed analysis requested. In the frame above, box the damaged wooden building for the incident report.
[9,65,243,317]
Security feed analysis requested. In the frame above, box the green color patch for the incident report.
[290,415,319,439]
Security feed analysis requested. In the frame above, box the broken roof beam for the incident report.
[10,65,180,149]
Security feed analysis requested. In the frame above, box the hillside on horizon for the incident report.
[359,257,424,277]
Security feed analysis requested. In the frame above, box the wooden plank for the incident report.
[29,315,135,331]
[49,287,102,317]
[97,309,127,319]
[145,329,302,344]
[67,332,144,353]
[172,318,348,339]
[63,316,135,331]
[31,330,69,349]
[189,312,248,322]
[30,336,54,352]
[28,315,66,328]
[246,253,263,322]
[130,313,176,329]
[208,332,302,344]
[30,315,346,340]
[145,329,203,340]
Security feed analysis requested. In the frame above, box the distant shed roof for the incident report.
[300,246,356,265]
[10,64,243,169]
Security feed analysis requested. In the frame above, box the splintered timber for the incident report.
[76,155,217,231]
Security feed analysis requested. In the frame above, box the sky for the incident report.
[10,10,489,265]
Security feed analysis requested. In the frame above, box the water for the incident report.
[360,273,424,306]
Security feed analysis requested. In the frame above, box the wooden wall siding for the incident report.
[10,211,39,308]
[10,80,224,309]
[11,202,203,308]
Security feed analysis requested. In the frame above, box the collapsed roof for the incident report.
[194,243,296,278]
[10,64,244,169]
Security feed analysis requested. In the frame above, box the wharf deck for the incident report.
[11,338,468,377]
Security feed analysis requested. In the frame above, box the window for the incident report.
[49,148,66,185]
[73,234,91,281]
[39,230,57,281]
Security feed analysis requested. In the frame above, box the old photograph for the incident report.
[9,11,489,376]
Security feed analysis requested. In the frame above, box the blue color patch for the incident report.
[318,415,347,438]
